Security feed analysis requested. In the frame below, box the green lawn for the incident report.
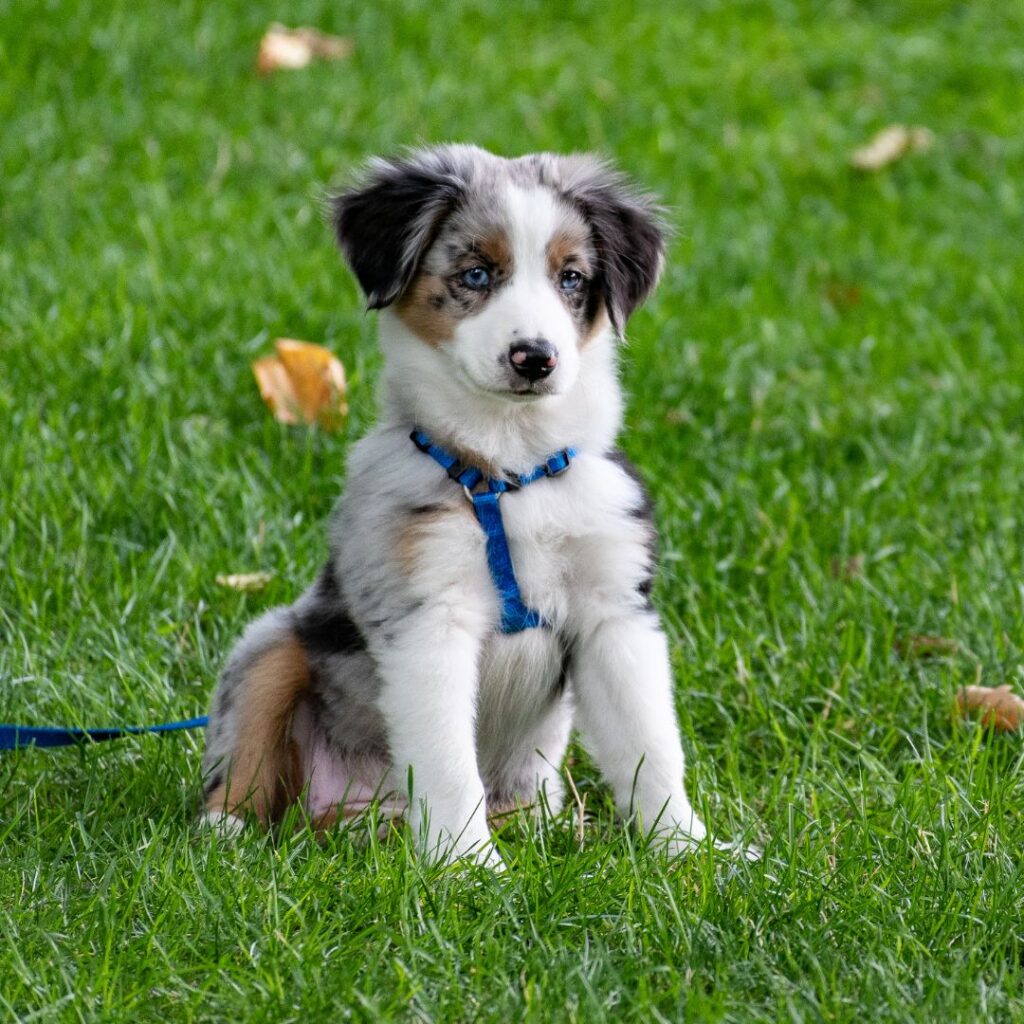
[3,0,1024,1020]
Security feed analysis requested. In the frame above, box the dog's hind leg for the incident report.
[201,608,311,830]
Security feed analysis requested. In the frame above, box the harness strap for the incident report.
[410,428,576,634]
[471,491,544,633]
[0,715,209,751]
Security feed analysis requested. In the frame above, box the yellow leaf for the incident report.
[252,339,348,430]
[215,572,274,592]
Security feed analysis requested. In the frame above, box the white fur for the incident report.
[198,811,245,837]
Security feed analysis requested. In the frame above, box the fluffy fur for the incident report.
[201,145,749,864]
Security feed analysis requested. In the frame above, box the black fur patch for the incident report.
[409,503,444,516]
[332,155,465,310]
[562,170,665,334]
[216,684,234,715]
[294,565,367,655]
[556,635,575,695]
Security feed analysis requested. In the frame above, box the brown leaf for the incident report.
[956,685,1024,732]
[822,281,863,310]
[830,554,864,580]
[894,634,960,659]
[257,24,353,74]
[252,339,348,429]
[850,124,933,171]
[215,572,274,592]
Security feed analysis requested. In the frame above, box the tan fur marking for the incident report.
[581,303,611,347]
[395,274,458,348]
[205,635,310,825]
[392,508,450,577]
[392,500,478,578]
[546,225,592,278]
[473,229,512,271]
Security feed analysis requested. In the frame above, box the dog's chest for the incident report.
[493,454,648,629]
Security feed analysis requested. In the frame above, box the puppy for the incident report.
[201,145,741,864]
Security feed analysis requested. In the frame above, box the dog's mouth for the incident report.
[486,383,554,402]
[452,362,558,403]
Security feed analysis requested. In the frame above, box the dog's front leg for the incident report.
[573,612,709,854]
[375,610,496,865]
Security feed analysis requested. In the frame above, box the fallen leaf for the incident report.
[850,124,933,171]
[956,685,1024,732]
[894,634,960,659]
[216,572,274,592]
[257,24,353,74]
[253,338,348,429]
[830,554,864,580]
[664,407,695,426]
[823,281,863,310]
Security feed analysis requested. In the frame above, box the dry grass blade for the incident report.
[215,572,274,592]
[563,766,587,850]
[830,554,864,580]
[956,685,1024,732]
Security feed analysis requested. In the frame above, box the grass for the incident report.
[2,0,1024,1019]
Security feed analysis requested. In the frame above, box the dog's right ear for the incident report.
[331,154,464,311]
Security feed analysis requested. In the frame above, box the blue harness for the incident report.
[410,428,576,633]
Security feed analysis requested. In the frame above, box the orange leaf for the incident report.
[956,685,1024,732]
[257,24,353,74]
[252,339,348,430]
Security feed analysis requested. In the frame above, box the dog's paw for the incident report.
[440,838,506,873]
[662,831,761,863]
[197,810,246,837]
[712,838,762,862]
[417,824,506,872]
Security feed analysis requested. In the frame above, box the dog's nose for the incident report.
[509,340,558,381]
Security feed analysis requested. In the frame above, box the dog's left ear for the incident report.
[561,158,666,335]
[331,152,465,310]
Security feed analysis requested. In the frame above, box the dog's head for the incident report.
[331,145,665,402]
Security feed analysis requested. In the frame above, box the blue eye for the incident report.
[560,269,583,292]
[460,266,491,290]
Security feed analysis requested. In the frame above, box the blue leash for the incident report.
[0,715,209,751]
[410,428,576,633]
[2,430,575,747]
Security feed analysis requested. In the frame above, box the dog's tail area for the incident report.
[203,613,311,827]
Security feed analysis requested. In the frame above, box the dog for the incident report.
[201,145,747,865]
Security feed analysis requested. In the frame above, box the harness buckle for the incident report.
[463,484,501,504]
[543,449,573,477]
